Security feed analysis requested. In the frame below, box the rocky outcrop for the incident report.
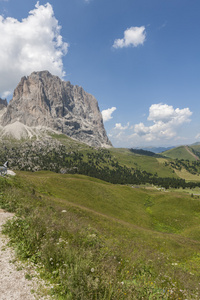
[0,99,7,129]
[1,71,112,147]
[0,98,7,110]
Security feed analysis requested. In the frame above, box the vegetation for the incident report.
[1,172,200,299]
[129,148,163,158]
[109,148,177,178]
[2,136,200,189]
[162,145,200,161]
[1,135,200,298]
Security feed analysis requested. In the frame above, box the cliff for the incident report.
[1,71,111,148]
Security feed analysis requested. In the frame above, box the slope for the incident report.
[162,145,198,161]
[1,172,200,299]
[1,134,200,186]
[109,148,176,178]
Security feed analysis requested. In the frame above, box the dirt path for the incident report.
[184,146,199,161]
[0,209,49,300]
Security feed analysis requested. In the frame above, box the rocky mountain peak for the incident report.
[0,98,7,110]
[1,71,112,148]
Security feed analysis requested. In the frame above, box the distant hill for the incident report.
[191,142,200,146]
[162,145,200,161]
[138,146,174,154]
[129,148,163,157]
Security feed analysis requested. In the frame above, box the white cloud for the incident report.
[0,1,69,97]
[101,107,116,122]
[113,26,146,49]
[114,122,130,130]
[107,103,192,147]
[2,90,12,98]
[134,103,192,142]
[148,103,192,124]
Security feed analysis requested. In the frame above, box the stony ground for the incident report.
[0,209,50,300]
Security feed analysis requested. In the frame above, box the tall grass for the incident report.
[0,173,200,299]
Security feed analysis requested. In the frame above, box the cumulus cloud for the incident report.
[134,103,192,142]
[113,26,146,49]
[0,1,69,97]
[148,103,192,124]
[107,103,193,147]
[101,107,116,122]
[114,122,130,130]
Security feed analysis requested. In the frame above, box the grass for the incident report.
[109,148,176,178]
[162,146,197,161]
[0,171,200,299]
[50,133,91,151]
[174,168,200,181]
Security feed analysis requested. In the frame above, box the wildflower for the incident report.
[62,210,67,213]
[121,281,124,285]
[91,268,94,273]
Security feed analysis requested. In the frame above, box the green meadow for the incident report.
[109,148,176,178]
[1,171,200,299]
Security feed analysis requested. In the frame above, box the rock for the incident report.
[7,170,16,176]
[1,71,112,148]
[0,98,7,110]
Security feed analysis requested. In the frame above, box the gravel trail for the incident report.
[0,209,40,300]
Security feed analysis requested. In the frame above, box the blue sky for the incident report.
[0,0,200,148]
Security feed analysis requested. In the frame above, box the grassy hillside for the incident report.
[1,171,200,299]
[162,145,198,161]
[2,133,200,185]
[109,148,176,178]
[50,133,92,151]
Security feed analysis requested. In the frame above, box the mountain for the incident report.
[191,142,200,146]
[129,148,163,157]
[0,71,112,148]
[162,145,200,161]
[0,98,7,110]
[137,146,174,154]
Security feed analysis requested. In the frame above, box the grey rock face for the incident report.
[0,98,7,110]
[1,71,112,147]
